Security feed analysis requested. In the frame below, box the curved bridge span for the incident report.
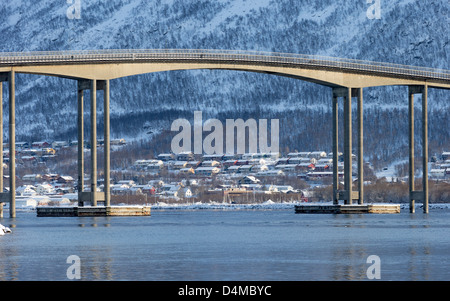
[0,49,449,88]
[0,49,449,217]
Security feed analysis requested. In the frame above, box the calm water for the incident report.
[1,207,449,281]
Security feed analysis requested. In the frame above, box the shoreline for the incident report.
[3,200,450,213]
[10,201,450,212]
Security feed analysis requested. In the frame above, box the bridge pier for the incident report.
[332,91,339,205]
[77,79,110,207]
[408,85,428,213]
[77,81,85,205]
[90,80,97,206]
[103,80,111,207]
[0,78,3,217]
[9,71,15,218]
[357,88,364,205]
[332,87,364,205]
[343,87,352,204]
[0,72,16,218]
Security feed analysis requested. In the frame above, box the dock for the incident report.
[295,203,400,214]
[36,206,151,217]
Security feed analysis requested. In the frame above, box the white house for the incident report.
[201,160,220,167]
[238,165,253,173]
[275,164,296,171]
[173,161,188,169]
[159,184,183,198]
[111,184,131,195]
[316,158,333,164]
[442,152,450,161]
[148,180,165,187]
[251,165,268,173]
[256,170,285,176]
[242,153,259,160]
[16,185,37,196]
[178,187,193,198]
[147,161,164,172]
[176,151,194,161]
[308,151,327,159]
[117,180,135,186]
[57,176,74,184]
[269,185,295,193]
[202,154,224,161]
[158,153,175,161]
[238,176,261,185]
[52,141,69,148]
[36,183,55,195]
[134,159,162,169]
[195,166,220,176]
[22,174,41,183]
[16,142,30,150]
[430,169,446,178]
[180,167,195,175]
[288,152,311,158]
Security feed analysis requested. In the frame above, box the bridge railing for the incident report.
[0,49,449,81]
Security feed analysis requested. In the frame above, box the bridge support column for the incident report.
[422,85,428,214]
[90,80,97,207]
[332,87,363,205]
[103,80,111,207]
[0,79,3,217]
[9,71,16,218]
[357,88,364,205]
[77,81,85,206]
[0,72,15,218]
[76,80,110,207]
[344,88,353,205]
[408,85,428,214]
[408,88,415,213]
[332,91,339,205]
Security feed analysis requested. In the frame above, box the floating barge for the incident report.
[36,206,151,217]
[295,204,400,214]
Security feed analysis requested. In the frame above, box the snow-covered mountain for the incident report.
[0,0,449,166]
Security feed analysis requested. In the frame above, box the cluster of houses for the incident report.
[430,151,450,179]
[4,141,58,163]
[16,174,76,196]
[133,151,345,180]
[3,139,126,164]
[15,149,325,202]
[108,177,305,202]
[110,179,194,199]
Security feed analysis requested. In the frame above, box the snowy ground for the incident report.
[149,201,450,211]
[5,196,450,212]
[0,223,12,235]
[375,159,408,182]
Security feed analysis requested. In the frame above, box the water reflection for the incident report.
[81,248,115,280]
[0,244,19,281]
[1,210,448,281]
[407,245,431,281]
[330,243,368,280]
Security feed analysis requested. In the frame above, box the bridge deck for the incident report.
[0,49,449,88]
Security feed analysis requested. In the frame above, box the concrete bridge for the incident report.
[0,49,449,217]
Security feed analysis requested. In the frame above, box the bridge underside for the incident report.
[0,58,448,216]
[1,62,449,89]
